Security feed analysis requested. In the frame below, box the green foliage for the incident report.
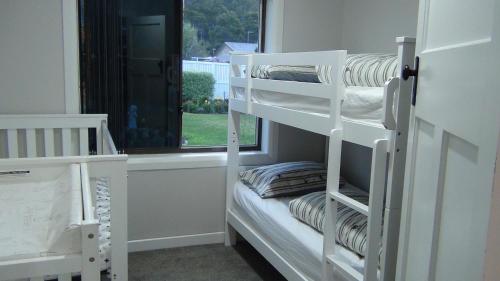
[183,22,208,59]
[182,71,215,104]
[184,0,260,54]
[207,9,244,50]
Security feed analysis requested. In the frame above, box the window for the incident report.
[78,0,265,154]
[181,0,264,150]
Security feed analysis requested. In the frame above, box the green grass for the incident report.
[182,113,257,147]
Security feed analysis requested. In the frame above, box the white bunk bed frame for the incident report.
[225,37,416,281]
[0,114,128,281]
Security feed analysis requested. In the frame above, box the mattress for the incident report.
[232,181,365,281]
[0,170,111,272]
[235,86,387,125]
[0,165,83,262]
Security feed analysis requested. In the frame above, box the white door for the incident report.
[397,0,500,280]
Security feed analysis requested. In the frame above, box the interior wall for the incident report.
[282,0,343,52]
[0,0,66,114]
[340,0,419,53]
[128,167,227,241]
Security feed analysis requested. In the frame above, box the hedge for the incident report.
[182,71,215,104]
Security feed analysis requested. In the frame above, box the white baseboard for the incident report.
[128,232,225,253]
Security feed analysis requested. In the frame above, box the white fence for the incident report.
[183,60,230,99]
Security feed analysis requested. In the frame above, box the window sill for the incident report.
[127,150,275,171]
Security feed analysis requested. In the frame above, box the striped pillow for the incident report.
[343,54,398,87]
[289,185,373,257]
[240,161,329,198]
[251,65,271,79]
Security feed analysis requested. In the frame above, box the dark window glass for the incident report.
[79,0,264,153]
[79,0,182,153]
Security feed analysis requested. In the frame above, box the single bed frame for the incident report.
[225,37,416,281]
[0,114,128,281]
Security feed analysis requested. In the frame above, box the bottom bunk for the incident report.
[228,180,374,281]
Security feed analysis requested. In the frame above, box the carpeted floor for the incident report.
[127,242,287,281]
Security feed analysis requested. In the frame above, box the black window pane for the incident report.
[79,0,182,153]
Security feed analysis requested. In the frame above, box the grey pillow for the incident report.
[267,65,321,83]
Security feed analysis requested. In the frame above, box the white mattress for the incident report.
[0,165,83,262]
[0,168,111,273]
[235,86,386,125]
[232,181,365,281]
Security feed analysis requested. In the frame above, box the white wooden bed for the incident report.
[0,114,128,281]
[225,37,416,281]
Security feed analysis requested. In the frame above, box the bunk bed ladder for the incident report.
[325,137,389,281]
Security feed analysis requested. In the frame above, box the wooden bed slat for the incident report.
[6,129,18,158]
[44,129,55,156]
[61,128,71,156]
[25,129,37,157]
[79,128,89,156]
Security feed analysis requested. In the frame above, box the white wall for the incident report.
[340,0,419,53]
[282,0,343,52]
[0,0,67,114]
[128,167,226,241]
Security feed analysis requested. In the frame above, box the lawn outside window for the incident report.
[180,0,265,152]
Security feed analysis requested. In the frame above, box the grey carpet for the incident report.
[128,242,287,281]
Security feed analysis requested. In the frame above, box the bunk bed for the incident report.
[0,114,128,281]
[225,37,416,281]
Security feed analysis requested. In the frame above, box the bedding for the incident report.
[236,86,386,124]
[289,185,371,257]
[239,161,329,198]
[250,53,398,87]
[267,65,321,83]
[96,178,112,270]
[232,181,365,281]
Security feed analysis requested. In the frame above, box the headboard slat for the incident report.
[79,128,89,156]
[25,129,37,157]
[44,129,55,157]
[61,128,72,156]
[7,129,18,158]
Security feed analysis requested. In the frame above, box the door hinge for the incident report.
[402,56,419,106]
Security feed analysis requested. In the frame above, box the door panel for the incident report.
[405,119,440,281]
[434,133,485,281]
[398,0,500,280]
[424,0,495,50]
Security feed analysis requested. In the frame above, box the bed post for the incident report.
[322,51,346,281]
[380,36,416,281]
[225,106,241,246]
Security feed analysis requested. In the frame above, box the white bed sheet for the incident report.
[232,181,365,281]
[235,86,386,125]
[0,165,83,262]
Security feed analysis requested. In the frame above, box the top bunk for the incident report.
[229,37,416,148]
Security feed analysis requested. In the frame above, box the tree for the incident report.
[184,0,260,54]
[207,8,244,50]
[183,22,208,59]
